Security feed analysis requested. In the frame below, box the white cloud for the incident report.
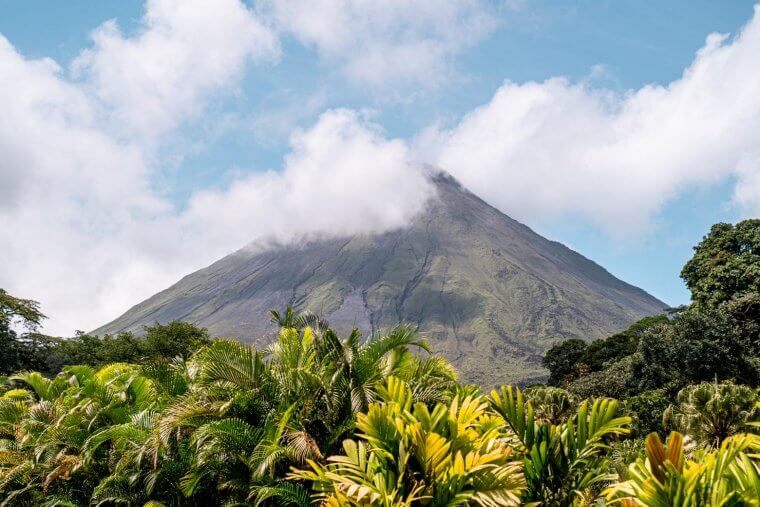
[0,0,432,335]
[72,0,279,142]
[0,35,160,335]
[416,7,760,234]
[176,109,433,253]
[4,0,760,337]
[0,0,283,334]
[262,0,498,91]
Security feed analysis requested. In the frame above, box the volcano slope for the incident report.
[95,174,665,385]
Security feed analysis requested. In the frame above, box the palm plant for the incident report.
[606,431,760,505]
[663,381,759,447]
[0,363,162,505]
[96,310,438,505]
[148,338,307,505]
[264,313,443,456]
[291,376,525,506]
[489,385,631,505]
[524,385,578,424]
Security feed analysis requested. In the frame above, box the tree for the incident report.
[0,288,46,330]
[143,321,212,360]
[630,307,759,394]
[0,289,46,375]
[663,381,759,447]
[543,316,669,388]
[624,389,671,438]
[681,219,760,310]
[568,356,634,400]
[580,315,669,373]
[542,338,587,386]
[682,220,760,361]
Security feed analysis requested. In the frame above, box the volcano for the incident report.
[95,173,665,385]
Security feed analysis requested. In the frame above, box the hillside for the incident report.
[95,173,665,385]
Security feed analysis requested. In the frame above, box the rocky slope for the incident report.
[95,174,665,385]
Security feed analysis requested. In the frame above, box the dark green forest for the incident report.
[0,220,758,505]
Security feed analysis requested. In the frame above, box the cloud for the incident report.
[4,0,760,337]
[416,7,760,235]
[262,0,498,91]
[0,0,282,335]
[177,109,433,252]
[72,0,279,142]
[0,35,159,335]
[0,0,431,336]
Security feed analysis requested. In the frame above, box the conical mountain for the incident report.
[95,173,665,385]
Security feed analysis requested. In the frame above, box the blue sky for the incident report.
[1,0,759,334]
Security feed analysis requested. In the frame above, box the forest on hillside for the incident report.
[0,220,758,505]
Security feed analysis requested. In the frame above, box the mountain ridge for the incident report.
[95,172,666,385]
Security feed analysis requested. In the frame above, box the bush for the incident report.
[624,389,670,438]
[523,385,577,424]
[542,338,587,386]
[567,356,633,399]
[663,381,759,447]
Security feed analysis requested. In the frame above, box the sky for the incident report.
[1,0,759,335]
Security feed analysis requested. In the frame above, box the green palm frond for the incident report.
[10,371,63,401]
[356,325,429,372]
[139,359,189,397]
[249,480,312,506]
[490,384,630,504]
[292,377,524,506]
[195,339,267,390]
[606,431,760,505]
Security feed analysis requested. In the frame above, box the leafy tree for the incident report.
[630,307,759,394]
[0,288,46,330]
[143,321,212,360]
[0,289,46,375]
[663,382,759,447]
[682,220,760,364]
[580,315,669,373]
[542,338,587,386]
[681,219,760,310]
[30,323,210,376]
[624,389,671,438]
[567,356,634,400]
[543,316,669,388]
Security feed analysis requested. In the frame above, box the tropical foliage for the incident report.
[291,376,524,506]
[0,311,454,505]
[490,385,631,504]
[663,382,759,447]
[0,315,757,505]
[0,222,758,505]
[523,385,577,424]
[606,431,760,506]
[544,219,760,435]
